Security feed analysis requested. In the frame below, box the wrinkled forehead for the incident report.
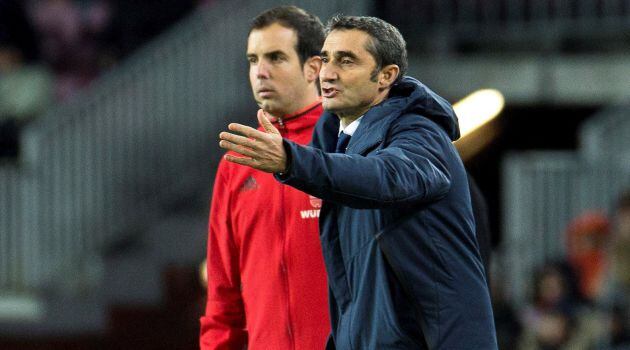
[321,29,371,54]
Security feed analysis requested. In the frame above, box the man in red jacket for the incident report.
[199,6,330,350]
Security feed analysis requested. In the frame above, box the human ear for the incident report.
[378,64,400,90]
[304,56,322,84]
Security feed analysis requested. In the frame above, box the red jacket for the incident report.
[200,102,330,350]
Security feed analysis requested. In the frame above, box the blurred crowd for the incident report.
[0,0,212,158]
[494,190,630,350]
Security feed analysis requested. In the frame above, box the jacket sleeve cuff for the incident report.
[274,139,295,182]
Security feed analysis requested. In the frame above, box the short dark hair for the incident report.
[250,6,325,66]
[326,15,407,83]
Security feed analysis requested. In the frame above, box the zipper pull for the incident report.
[277,118,287,133]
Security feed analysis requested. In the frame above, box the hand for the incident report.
[219,109,287,173]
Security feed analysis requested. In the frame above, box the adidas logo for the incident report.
[239,176,259,192]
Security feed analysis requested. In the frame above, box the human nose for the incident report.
[319,63,337,82]
[256,60,270,79]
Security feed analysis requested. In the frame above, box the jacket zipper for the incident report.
[276,117,287,131]
[278,125,294,349]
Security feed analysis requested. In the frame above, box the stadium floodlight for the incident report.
[453,89,504,139]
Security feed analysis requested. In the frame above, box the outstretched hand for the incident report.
[219,109,287,173]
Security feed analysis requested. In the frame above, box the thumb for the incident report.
[257,109,281,135]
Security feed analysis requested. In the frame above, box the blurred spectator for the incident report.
[0,51,53,158]
[522,263,581,325]
[27,0,114,101]
[1,0,205,159]
[4,0,210,108]
[1,0,53,158]
[610,191,630,296]
[518,262,605,350]
[565,211,610,302]
[521,310,573,350]
[607,191,630,347]
[24,0,201,102]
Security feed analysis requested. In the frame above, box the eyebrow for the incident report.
[266,50,287,57]
[247,50,287,57]
[320,50,359,61]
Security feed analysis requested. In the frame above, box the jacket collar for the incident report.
[259,100,322,136]
[321,97,405,155]
[265,99,322,126]
[321,76,460,153]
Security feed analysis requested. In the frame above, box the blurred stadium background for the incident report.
[1,0,629,349]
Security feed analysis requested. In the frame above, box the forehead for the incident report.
[322,29,371,55]
[247,22,298,54]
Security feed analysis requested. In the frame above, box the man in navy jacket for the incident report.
[218,15,498,350]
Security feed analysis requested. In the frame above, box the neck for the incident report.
[282,83,321,117]
[284,98,321,119]
[338,88,389,127]
[339,114,362,129]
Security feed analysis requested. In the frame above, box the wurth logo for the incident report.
[300,209,320,219]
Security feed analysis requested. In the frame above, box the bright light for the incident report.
[453,89,504,138]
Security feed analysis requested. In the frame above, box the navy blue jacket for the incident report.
[277,77,498,349]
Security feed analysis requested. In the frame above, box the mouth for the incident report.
[257,88,275,98]
[321,86,339,98]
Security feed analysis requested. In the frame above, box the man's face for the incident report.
[247,23,311,116]
[319,29,382,119]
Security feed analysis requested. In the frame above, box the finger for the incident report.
[224,154,257,167]
[258,109,281,135]
[219,140,258,158]
[219,131,255,148]
[228,123,264,138]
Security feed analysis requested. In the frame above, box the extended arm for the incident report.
[278,115,452,208]
[220,112,452,209]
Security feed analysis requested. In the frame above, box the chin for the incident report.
[322,102,343,113]
[259,100,275,111]
[262,105,285,117]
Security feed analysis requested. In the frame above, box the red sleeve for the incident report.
[200,162,247,349]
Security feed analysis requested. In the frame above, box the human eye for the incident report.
[247,56,257,64]
[341,57,354,65]
[321,56,329,63]
[270,52,285,63]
